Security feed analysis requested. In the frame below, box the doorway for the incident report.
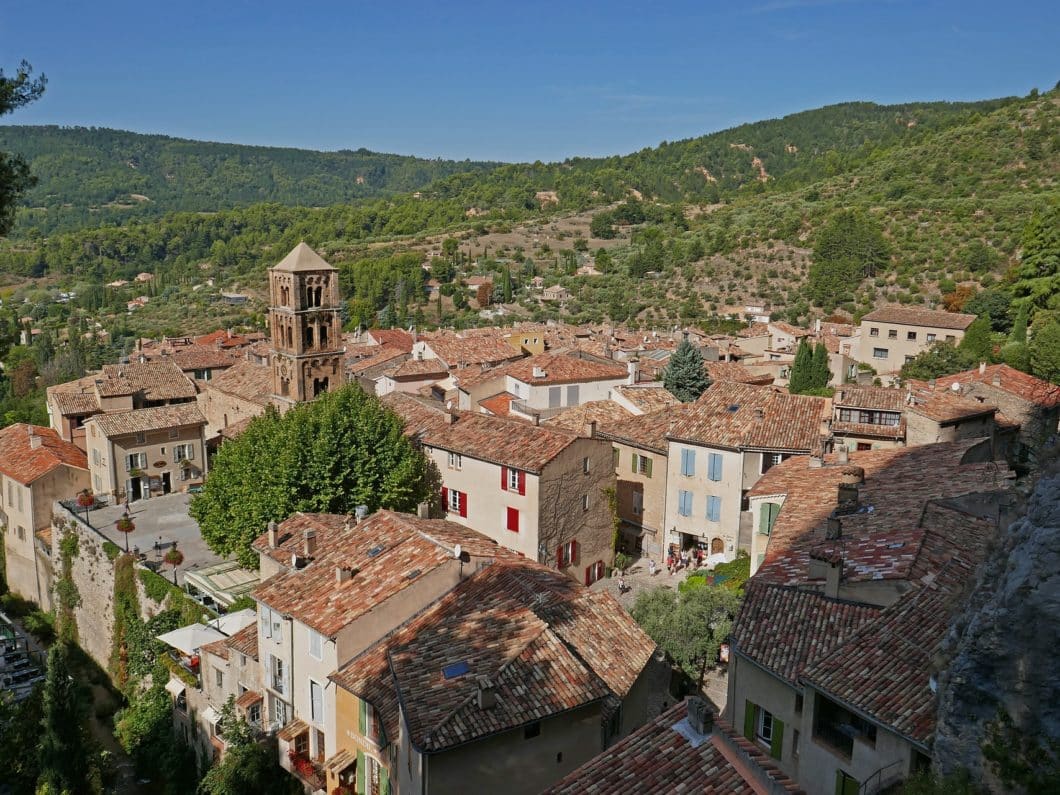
[127,477,143,502]
[161,472,172,494]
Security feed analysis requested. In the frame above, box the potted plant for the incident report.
[76,489,95,523]
[115,512,136,552]
[613,552,632,575]
[164,542,184,585]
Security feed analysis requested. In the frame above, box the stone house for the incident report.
[0,424,89,608]
[195,359,273,443]
[666,383,829,560]
[733,441,1013,794]
[857,307,976,376]
[84,403,207,501]
[541,285,571,302]
[421,412,617,583]
[411,332,522,372]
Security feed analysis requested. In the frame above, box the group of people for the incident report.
[666,544,706,575]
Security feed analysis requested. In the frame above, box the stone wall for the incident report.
[933,472,1060,792]
[50,503,172,670]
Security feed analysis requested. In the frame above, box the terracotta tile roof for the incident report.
[670,382,828,453]
[333,561,655,754]
[505,353,627,386]
[420,333,522,369]
[390,358,448,380]
[932,364,1060,408]
[769,321,812,338]
[544,400,633,433]
[545,700,805,795]
[598,406,692,455]
[202,360,272,406]
[100,361,198,401]
[423,412,580,474]
[166,346,241,372]
[48,388,101,416]
[736,323,770,338]
[833,385,905,412]
[478,391,516,417]
[819,322,855,337]
[277,718,309,742]
[234,689,263,709]
[831,420,906,441]
[705,361,774,385]
[731,583,882,685]
[89,403,206,437]
[224,622,259,660]
[193,329,259,349]
[0,424,88,485]
[251,512,351,568]
[904,386,997,423]
[612,384,680,414]
[346,346,407,375]
[750,441,1012,587]
[380,393,456,439]
[367,328,414,352]
[199,635,230,661]
[860,306,976,330]
[253,510,512,638]
[271,242,335,272]
[220,416,255,440]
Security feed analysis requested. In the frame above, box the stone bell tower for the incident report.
[268,243,344,405]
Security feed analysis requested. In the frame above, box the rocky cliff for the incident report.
[934,472,1060,792]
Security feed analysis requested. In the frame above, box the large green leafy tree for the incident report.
[0,60,46,237]
[958,315,995,363]
[191,385,435,567]
[807,209,890,309]
[37,644,90,794]
[632,584,742,690]
[900,342,977,381]
[663,338,711,402]
[1030,319,1060,384]
[198,698,299,795]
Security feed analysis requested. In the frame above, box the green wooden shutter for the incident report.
[356,750,365,795]
[743,701,756,741]
[770,717,784,760]
[358,699,367,735]
[835,770,844,795]
[379,765,390,795]
[645,457,653,477]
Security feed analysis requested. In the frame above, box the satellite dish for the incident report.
[446,400,453,411]
[950,382,961,392]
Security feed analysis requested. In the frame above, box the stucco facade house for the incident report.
[0,424,89,608]
[856,307,975,376]
[422,411,617,583]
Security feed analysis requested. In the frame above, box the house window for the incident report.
[566,384,580,405]
[680,448,696,477]
[757,707,774,744]
[926,333,936,342]
[524,722,541,739]
[707,495,721,522]
[678,490,693,517]
[707,452,723,482]
[447,452,462,470]
[309,679,323,724]
[888,329,898,339]
[125,452,147,472]
[760,502,780,535]
[92,449,100,466]
[585,560,605,585]
[793,729,800,760]
[135,432,146,445]
[581,494,590,511]
[508,467,520,491]
[271,611,282,643]
[761,453,783,474]
[270,655,285,695]
[173,443,194,463]
[633,454,652,476]
[907,331,917,341]
[558,540,578,567]
[294,732,308,757]
[945,335,956,342]
[215,668,224,689]
[506,507,519,532]
[869,327,879,337]
[260,608,271,639]
[308,629,323,661]
[582,456,590,474]
[872,347,889,359]
[905,355,915,363]
[632,491,643,516]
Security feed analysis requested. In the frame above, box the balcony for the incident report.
[282,748,324,792]
[509,400,567,421]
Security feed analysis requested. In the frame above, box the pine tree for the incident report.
[788,338,813,394]
[811,342,831,390]
[37,644,89,793]
[663,338,711,402]
[502,265,513,303]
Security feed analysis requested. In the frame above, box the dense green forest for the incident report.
[0,125,499,234]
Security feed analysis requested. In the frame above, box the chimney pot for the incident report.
[686,696,713,735]
[991,373,1001,387]
[533,413,541,426]
[477,676,496,710]
[417,501,430,519]
[29,433,42,450]
[354,505,369,522]
[979,361,987,375]
[335,566,353,584]
[303,529,317,557]
[824,557,842,599]
[267,520,279,549]
[754,407,764,420]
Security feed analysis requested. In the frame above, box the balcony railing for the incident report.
[284,751,324,791]
[509,400,568,420]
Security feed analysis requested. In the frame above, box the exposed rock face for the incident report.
[934,473,1060,791]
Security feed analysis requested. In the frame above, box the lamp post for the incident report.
[116,512,135,552]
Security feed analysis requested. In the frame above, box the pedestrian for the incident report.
[648,559,657,577]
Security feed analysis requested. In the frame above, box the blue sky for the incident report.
[2,1,1057,162]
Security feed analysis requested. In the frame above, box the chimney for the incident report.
[991,372,1001,387]
[686,696,713,735]
[417,501,430,519]
[929,378,936,390]
[29,432,42,450]
[808,455,823,469]
[824,558,841,599]
[584,420,597,439]
[754,407,764,421]
[627,358,640,386]
[335,566,353,584]
[477,676,497,710]
[303,529,317,557]
[267,520,278,549]
[979,361,987,375]
[354,505,369,522]
[837,446,849,464]
[825,516,842,540]
[532,366,546,379]
[533,413,541,426]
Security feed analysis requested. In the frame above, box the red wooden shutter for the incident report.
[500,466,508,491]
[584,566,591,586]
[571,539,579,565]
[458,491,468,517]
[441,487,449,511]
[506,507,519,532]
[517,470,526,495]
[556,545,564,567]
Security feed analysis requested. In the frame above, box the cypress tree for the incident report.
[959,314,994,363]
[1011,303,1029,344]
[663,338,711,402]
[38,644,89,793]
[811,342,832,390]
[788,338,813,394]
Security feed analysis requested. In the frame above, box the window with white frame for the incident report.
[447,451,462,470]
[309,679,324,724]
[271,611,282,643]
[270,655,285,694]
[926,333,936,343]
[308,629,323,660]
[507,467,520,491]
[560,540,577,567]
[756,707,774,744]
[173,443,194,462]
[125,452,147,471]
[448,489,462,513]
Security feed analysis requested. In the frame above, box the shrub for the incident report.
[23,610,55,644]
[138,569,176,604]
[102,541,121,561]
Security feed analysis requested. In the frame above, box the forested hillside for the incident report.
[0,125,499,234]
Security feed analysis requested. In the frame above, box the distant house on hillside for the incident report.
[542,285,571,302]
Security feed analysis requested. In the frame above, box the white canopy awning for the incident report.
[201,706,220,727]
[155,624,225,656]
[164,678,186,698]
[206,609,255,637]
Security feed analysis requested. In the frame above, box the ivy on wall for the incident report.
[55,521,81,645]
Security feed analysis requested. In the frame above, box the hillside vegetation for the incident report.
[0,125,499,234]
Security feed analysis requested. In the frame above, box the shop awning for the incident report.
[164,678,186,698]
[156,624,225,656]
